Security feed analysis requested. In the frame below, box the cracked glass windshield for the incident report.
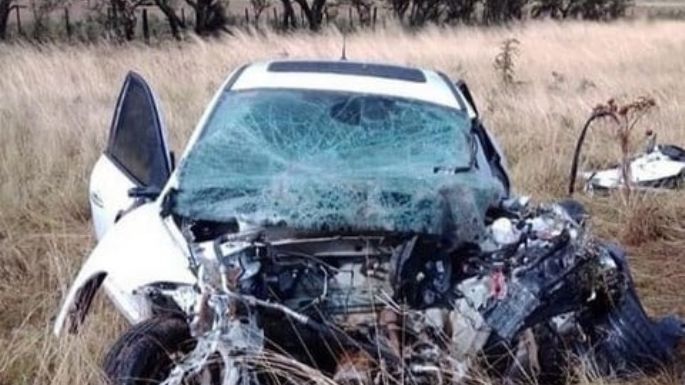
[173,88,503,236]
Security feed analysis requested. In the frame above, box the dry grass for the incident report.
[1,20,685,385]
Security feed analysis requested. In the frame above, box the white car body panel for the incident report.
[89,73,173,241]
[89,156,137,240]
[585,150,685,189]
[54,204,194,335]
[232,61,462,109]
[55,69,244,336]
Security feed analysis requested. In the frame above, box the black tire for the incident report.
[588,288,683,375]
[103,315,193,385]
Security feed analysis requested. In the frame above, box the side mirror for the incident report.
[455,80,479,118]
[128,186,162,200]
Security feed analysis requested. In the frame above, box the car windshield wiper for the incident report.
[433,165,471,174]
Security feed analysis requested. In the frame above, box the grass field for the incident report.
[1,20,685,385]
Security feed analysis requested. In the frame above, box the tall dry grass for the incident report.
[1,20,684,385]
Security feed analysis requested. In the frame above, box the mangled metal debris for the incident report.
[568,97,685,194]
[53,61,683,385]
[584,143,685,192]
[142,198,683,385]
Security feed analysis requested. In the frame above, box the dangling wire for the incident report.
[568,111,613,196]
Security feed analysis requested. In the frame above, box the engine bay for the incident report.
[148,198,683,385]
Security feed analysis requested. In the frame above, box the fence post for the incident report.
[64,8,72,38]
[372,7,377,29]
[111,5,119,35]
[15,6,22,36]
[142,8,150,43]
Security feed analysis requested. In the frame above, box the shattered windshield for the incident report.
[173,88,504,239]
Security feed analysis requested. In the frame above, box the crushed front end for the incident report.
[144,199,683,385]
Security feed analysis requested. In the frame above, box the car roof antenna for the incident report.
[340,34,347,61]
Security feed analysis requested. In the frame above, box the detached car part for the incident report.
[54,61,683,385]
[584,144,685,192]
[568,117,685,193]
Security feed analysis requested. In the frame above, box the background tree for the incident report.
[482,0,527,24]
[407,0,446,26]
[183,0,231,35]
[348,0,373,26]
[531,0,631,19]
[0,0,17,40]
[444,0,478,23]
[279,0,298,28]
[531,0,578,18]
[388,0,446,25]
[291,0,326,30]
[389,0,410,22]
[29,0,68,41]
[578,0,631,19]
[393,0,482,25]
[110,0,146,40]
[604,0,631,18]
[154,0,187,39]
[250,0,271,25]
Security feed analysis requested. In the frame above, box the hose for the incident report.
[568,111,615,195]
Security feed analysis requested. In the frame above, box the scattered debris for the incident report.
[569,97,666,196]
[585,142,685,192]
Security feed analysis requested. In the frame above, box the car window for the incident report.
[107,79,169,188]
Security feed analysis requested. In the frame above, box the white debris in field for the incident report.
[585,145,685,191]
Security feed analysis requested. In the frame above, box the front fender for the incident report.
[54,204,195,336]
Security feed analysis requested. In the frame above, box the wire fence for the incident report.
[4,2,388,42]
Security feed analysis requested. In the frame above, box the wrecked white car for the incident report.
[55,61,683,385]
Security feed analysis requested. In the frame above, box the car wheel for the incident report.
[587,288,683,375]
[103,315,193,385]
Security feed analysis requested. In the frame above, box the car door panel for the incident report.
[90,72,172,240]
[90,156,138,240]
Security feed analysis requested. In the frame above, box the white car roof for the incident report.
[230,60,464,110]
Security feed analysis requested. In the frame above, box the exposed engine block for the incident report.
[152,199,681,385]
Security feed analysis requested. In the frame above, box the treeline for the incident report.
[0,0,632,42]
[391,0,630,26]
